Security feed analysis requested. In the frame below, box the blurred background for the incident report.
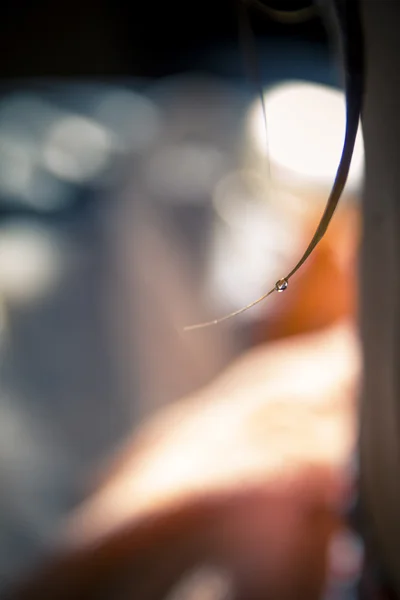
[0,0,364,595]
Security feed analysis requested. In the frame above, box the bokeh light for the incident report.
[248,80,364,194]
[0,221,65,304]
[42,115,114,184]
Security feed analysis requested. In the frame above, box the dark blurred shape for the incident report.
[0,0,329,79]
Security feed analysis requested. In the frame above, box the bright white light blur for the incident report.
[0,222,64,303]
[42,115,113,184]
[93,89,161,153]
[144,142,225,203]
[248,81,364,193]
[209,170,303,317]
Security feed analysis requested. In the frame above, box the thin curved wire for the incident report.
[184,0,364,332]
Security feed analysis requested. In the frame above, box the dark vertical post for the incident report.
[359,0,400,594]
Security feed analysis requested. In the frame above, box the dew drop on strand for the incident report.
[275,278,288,292]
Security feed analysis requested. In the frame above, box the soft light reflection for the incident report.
[0,94,60,138]
[208,170,302,317]
[0,132,72,211]
[23,170,73,212]
[0,133,36,198]
[0,296,6,341]
[0,94,75,210]
[93,89,161,153]
[248,81,364,193]
[144,142,225,202]
[67,323,358,543]
[167,566,233,600]
[0,222,64,303]
[325,529,364,595]
[42,115,114,184]
[0,391,68,569]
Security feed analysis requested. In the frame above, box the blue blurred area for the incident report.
[193,38,339,88]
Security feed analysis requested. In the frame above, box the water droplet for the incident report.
[275,278,288,292]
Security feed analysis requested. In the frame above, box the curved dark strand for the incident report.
[184,0,364,331]
[248,0,317,25]
[238,0,271,181]
[286,0,364,281]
